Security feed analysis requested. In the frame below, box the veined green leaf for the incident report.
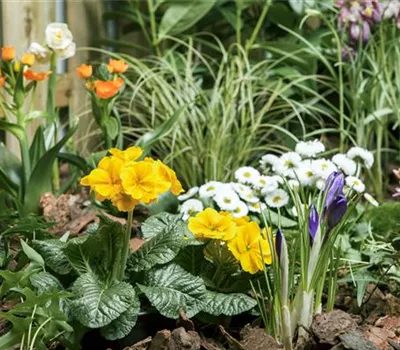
[138,263,206,319]
[159,0,216,37]
[33,240,71,275]
[141,212,184,239]
[70,273,136,328]
[201,291,257,316]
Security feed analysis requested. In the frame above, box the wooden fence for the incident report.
[1,0,105,155]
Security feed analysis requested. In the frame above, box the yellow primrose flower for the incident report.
[120,161,170,204]
[228,221,272,274]
[109,147,143,163]
[188,208,236,240]
[111,192,138,212]
[80,156,123,199]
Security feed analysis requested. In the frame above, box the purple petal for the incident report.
[276,229,283,261]
[327,194,347,230]
[309,204,319,243]
[324,172,345,210]
[362,22,371,42]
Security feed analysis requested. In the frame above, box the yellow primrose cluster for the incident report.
[188,208,272,274]
[80,147,183,212]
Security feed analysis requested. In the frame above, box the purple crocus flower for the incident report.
[309,204,319,243]
[326,194,348,230]
[324,171,345,210]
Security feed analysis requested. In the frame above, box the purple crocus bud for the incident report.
[327,194,347,230]
[350,23,361,41]
[362,22,371,42]
[276,229,283,261]
[324,171,345,210]
[309,204,319,243]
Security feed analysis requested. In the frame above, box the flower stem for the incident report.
[118,210,133,281]
[245,0,271,54]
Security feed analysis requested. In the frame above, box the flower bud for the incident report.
[1,46,15,61]
[21,53,35,66]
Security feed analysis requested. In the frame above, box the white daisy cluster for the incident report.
[178,139,374,220]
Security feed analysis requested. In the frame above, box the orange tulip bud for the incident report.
[23,70,52,81]
[1,46,15,61]
[94,80,121,99]
[0,76,7,87]
[21,53,35,66]
[112,77,124,89]
[107,59,128,74]
[77,64,92,79]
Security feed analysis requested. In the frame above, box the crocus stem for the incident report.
[118,210,133,281]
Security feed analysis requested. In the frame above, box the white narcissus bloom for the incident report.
[231,201,249,218]
[214,189,241,210]
[28,42,51,63]
[45,23,73,50]
[295,139,325,158]
[180,199,204,221]
[177,187,199,201]
[312,159,337,179]
[347,147,374,169]
[345,176,366,193]
[332,154,357,176]
[234,166,260,184]
[199,181,222,198]
[265,189,289,208]
[55,42,76,60]
[274,152,302,178]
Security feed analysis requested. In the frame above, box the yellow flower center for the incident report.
[244,172,251,178]
[223,198,232,204]
[273,196,282,204]
[306,170,313,177]
[285,160,294,168]
[207,186,215,191]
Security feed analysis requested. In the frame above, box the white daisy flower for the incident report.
[332,154,357,176]
[231,183,252,195]
[234,167,260,184]
[265,189,289,208]
[238,191,260,204]
[316,178,326,191]
[345,176,365,193]
[288,179,300,190]
[248,202,262,213]
[312,159,337,179]
[231,201,249,218]
[254,175,279,193]
[347,147,374,169]
[271,175,285,185]
[364,193,379,207]
[177,187,199,201]
[180,199,204,221]
[274,152,302,178]
[199,181,222,198]
[295,139,325,158]
[296,160,317,186]
[214,189,241,210]
[260,154,280,169]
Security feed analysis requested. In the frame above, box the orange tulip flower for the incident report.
[94,80,121,99]
[24,70,52,81]
[77,64,92,79]
[21,53,35,66]
[107,59,128,74]
[1,46,15,61]
[112,77,124,89]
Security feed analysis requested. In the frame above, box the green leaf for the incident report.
[159,0,216,36]
[0,120,24,140]
[30,272,63,293]
[288,0,316,14]
[135,105,187,156]
[127,215,184,272]
[29,126,46,169]
[63,235,99,275]
[141,212,184,239]
[20,239,44,266]
[25,110,51,121]
[201,291,257,316]
[145,191,179,215]
[70,273,136,328]
[0,143,22,188]
[264,209,297,228]
[32,239,71,275]
[138,263,206,319]
[104,117,119,140]
[22,126,77,215]
[101,294,140,340]
[57,152,90,172]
